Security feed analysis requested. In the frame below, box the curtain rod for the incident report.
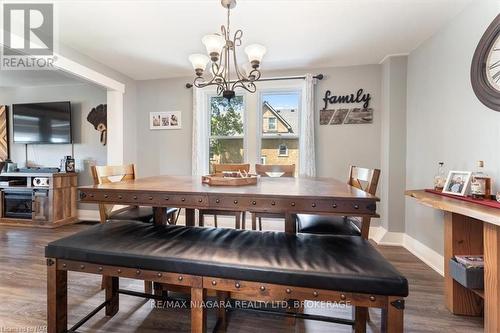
[185,73,323,88]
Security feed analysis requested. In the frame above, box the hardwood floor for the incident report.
[0,219,484,332]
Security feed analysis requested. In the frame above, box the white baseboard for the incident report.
[77,209,100,221]
[403,233,444,276]
[370,225,444,276]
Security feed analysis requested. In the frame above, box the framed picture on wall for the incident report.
[442,171,472,196]
[149,111,182,130]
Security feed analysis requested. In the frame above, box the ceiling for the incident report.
[57,0,473,80]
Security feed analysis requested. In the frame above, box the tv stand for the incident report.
[0,171,78,228]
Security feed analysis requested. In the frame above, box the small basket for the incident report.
[201,173,259,186]
[449,258,484,289]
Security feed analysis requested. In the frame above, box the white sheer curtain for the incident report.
[191,87,209,176]
[299,73,317,177]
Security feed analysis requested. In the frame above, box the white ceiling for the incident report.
[57,0,473,80]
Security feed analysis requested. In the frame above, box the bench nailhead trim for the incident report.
[98,267,103,272]
[234,200,238,204]
[136,270,141,275]
[117,269,122,274]
[216,199,220,203]
[340,294,346,300]
[354,204,359,209]
[62,263,67,268]
[252,201,256,205]
[271,201,276,206]
[291,202,295,207]
[212,280,217,286]
[286,288,291,294]
[178,276,183,281]
[332,203,337,208]
[80,265,85,269]
[157,273,162,277]
[235,282,240,288]
[313,291,318,297]
[312,203,316,207]
[260,286,266,291]
[369,296,376,301]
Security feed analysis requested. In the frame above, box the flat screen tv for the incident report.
[12,102,72,144]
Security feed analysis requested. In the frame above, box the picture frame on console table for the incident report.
[442,171,472,196]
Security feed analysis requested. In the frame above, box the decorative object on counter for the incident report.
[64,156,75,173]
[202,172,258,186]
[149,111,182,130]
[442,171,472,196]
[87,104,107,145]
[0,105,9,161]
[470,160,491,199]
[2,159,17,173]
[471,13,500,112]
[433,162,446,191]
[425,189,500,210]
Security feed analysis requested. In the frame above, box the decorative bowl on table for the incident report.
[202,173,259,186]
[265,171,285,178]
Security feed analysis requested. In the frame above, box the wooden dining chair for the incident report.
[199,163,250,229]
[91,164,179,225]
[251,164,295,230]
[296,165,380,239]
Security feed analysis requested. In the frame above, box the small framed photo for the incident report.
[442,171,472,196]
[150,111,182,130]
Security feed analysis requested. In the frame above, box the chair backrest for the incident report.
[91,164,137,223]
[348,166,380,195]
[213,163,250,174]
[255,164,295,177]
[91,164,136,185]
[347,166,381,239]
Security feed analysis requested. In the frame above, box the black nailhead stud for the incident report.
[80,265,85,269]
[313,291,318,297]
[212,280,217,286]
[340,294,346,300]
[286,288,292,294]
[158,273,162,277]
[136,270,141,275]
[235,283,241,288]
[369,296,376,301]
[260,286,266,291]
[178,276,183,281]
[98,267,103,271]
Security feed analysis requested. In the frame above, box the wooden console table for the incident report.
[0,172,78,228]
[406,189,500,332]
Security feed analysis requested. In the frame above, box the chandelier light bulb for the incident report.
[202,34,225,61]
[188,54,210,76]
[244,44,266,68]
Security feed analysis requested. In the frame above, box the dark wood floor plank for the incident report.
[0,222,484,332]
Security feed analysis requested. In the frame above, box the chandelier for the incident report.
[188,0,266,100]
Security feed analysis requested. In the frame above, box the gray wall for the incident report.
[380,56,407,233]
[406,1,500,254]
[0,83,107,209]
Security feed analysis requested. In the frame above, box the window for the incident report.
[260,92,300,172]
[209,96,245,173]
[267,117,277,131]
[278,144,288,157]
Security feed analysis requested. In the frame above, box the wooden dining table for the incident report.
[79,175,379,233]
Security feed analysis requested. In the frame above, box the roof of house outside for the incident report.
[263,101,299,134]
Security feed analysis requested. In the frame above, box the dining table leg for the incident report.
[284,213,296,234]
[153,207,168,225]
[185,208,196,227]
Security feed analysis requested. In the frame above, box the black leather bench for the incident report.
[45,220,408,333]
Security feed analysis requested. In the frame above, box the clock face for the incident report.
[486,34,500,91]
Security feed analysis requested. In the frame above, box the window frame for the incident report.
[207,93,248,169]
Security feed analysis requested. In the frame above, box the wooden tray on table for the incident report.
[202,173,258,186]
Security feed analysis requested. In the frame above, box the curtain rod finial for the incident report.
[186,83,193,89]
[315,74,324,80]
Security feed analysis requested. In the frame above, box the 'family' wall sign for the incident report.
[320,88,373,125]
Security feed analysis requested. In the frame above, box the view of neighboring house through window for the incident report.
[209,95,245,173]
[260,92,300,172]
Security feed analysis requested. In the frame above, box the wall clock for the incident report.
[471,14,500,111]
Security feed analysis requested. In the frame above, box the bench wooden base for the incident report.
[47,259,405,333]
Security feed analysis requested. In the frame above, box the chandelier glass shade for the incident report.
[188,0,266,100]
